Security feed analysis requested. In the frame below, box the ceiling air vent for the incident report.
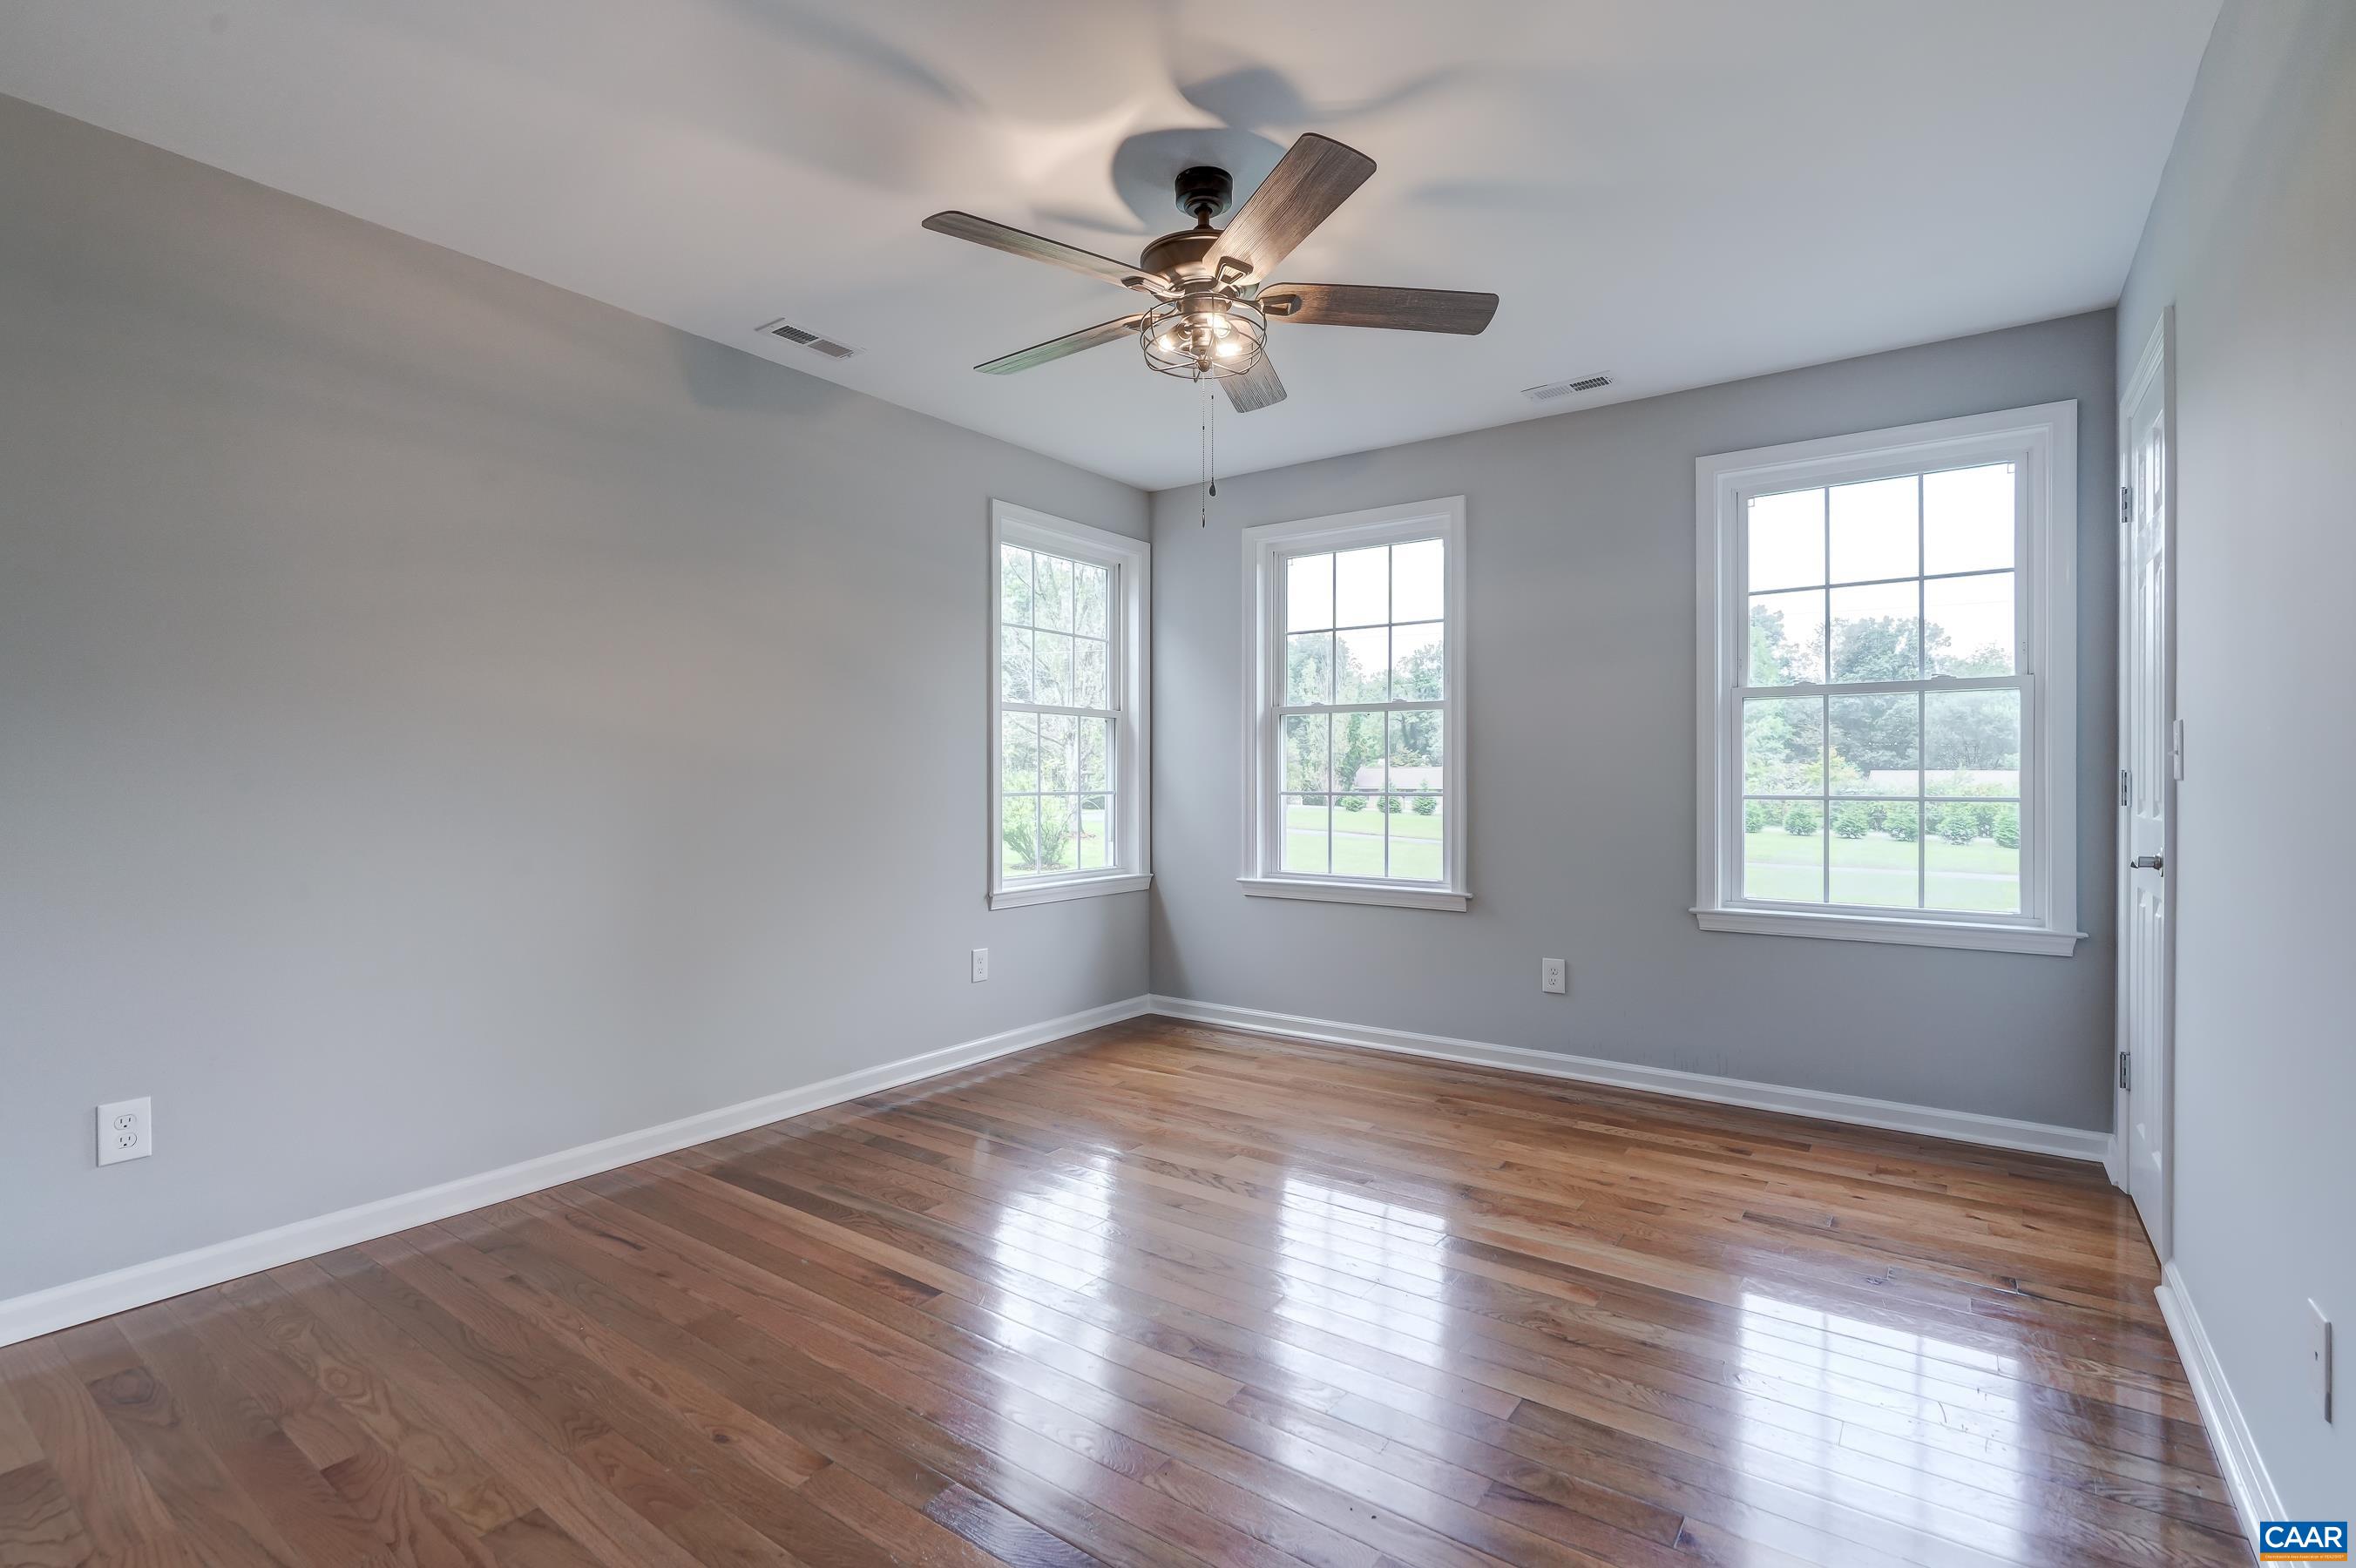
[757,320,859,360]
[1522,373,1612,402]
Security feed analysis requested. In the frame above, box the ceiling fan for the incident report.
[922,133,1498,412]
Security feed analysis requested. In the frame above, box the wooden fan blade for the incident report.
[975,314,1143,375]
[1222,350,1287,413]
[923,212,1160,293]
[1259,283,1498,335]
[1209,134,1376,281]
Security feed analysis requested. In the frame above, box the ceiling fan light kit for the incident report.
[1141,293,1267,380]
[923,132,1500,415]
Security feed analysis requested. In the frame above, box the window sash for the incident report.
[1730,666,2035,896]
[1273,700,1445,716]
[1001,544,1123,709]
[999,695,1120,884]
[1733,675,2016,699]
[1743,793,2022,802]
[1005,702,1120,719]
[1735,463,2030,685]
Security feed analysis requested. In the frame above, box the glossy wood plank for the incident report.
[0,1329,211,1568]
[0,1456,97,1568]
[1,1017,2239,1567]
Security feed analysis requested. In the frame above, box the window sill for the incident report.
[990,873,1151,909]
[1693,907,2082,956]
[1240,876,1468,912]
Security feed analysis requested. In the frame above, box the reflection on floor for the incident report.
[0,1016,2239,1567]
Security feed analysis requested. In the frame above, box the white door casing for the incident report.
[2116,311,2172,1259]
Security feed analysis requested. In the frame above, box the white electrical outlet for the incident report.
[97,1097,152,1166]
[2312,1300,2334,1423]
[971,947,990,983]
[1540,958,1567,995]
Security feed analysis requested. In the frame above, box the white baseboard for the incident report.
[0,995,1151,1349]
[2155,1261,2280,1557]
[3,992,2114,1350]
[1145,996,2111,1162]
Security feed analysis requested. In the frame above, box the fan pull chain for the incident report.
[1199,374,1217,526]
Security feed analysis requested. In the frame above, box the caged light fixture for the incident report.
[1141,290,1268,382]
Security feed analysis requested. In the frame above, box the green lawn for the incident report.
[1743,826,2019,913]
[1283,800,1441,881]
[1005,799,2009,908]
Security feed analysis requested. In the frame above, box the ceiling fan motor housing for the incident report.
[1174,165,1234,222]
[1139,227,1222,280]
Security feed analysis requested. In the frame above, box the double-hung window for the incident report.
[990,502,1150,909]
[1241,497,1466,910]
[1695,404,2080,954]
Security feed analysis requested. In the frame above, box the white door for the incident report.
[2117,316,2172,1256]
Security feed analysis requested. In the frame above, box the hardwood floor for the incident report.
[0,1017,2239,1568]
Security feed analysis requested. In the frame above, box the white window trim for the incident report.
[1693,403,2082,956]
[1239,497,1468,912]
[988,501,1151,909]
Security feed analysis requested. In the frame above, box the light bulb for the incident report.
[1215,337,1241,358]
[1155,334,1176,352]
[1209,314,1231,335]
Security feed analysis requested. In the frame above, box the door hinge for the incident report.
[2121,484,2133,526]
[2118,1051,2132,1092]
[2119,767,2129,807]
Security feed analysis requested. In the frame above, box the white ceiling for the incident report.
[1,1,2217,490]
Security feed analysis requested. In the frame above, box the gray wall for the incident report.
[1150,312,2119,1131]
[0,97,1148,1301]
[0,82,2157,1318]
[2116,0,2354,1511]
